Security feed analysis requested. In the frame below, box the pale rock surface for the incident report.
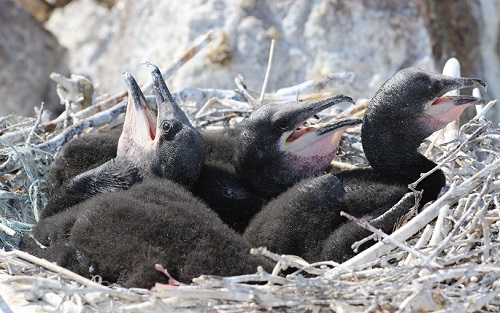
[4,0,499,121]
[472,0,500,119]
[45,0,436,101]
[0,0,68,117]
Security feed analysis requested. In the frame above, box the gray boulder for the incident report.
[0,0,68,117]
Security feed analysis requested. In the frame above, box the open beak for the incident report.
[144,61,195,136]
[284,117,362,157]
[425,76,486,126]
[122,72,158,145]
[277,94,357,157]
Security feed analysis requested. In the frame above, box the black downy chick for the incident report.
[243,173,347,260]
[32,178,272,289]
[193,157,266,233]
[320,67,486,261]
[194,98,361,232]
[193,129,265,233]
[40,62,204,219]
[24,62,202,248]
[244,67,486,262]
[46,96,157,188]
[234,95,360,199]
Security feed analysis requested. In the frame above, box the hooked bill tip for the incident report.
[122,72,140,90]
[347,117,363,125]
[336,117,363,127]
[143,61,177,107]
[123,72,132,80]
[142,61,160,73]
[315,117,362,136]
[473,78,487,90]
[334,94,354,104]
[144,62,165,84]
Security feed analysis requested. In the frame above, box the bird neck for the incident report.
[362,129,446,203]
[64,158,142,200]
[361,117,444,184]
[368,149,437,181]
[234,129,283,196]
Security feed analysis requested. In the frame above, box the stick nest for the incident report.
[0,62,499,312]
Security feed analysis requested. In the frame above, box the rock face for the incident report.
[45,0,435,101]
[419,0,499,120]
[470,0,500,115]
[0,0,68,117]
[3,0,499,121]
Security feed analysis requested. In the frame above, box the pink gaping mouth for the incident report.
[432,96,451,106]
[281,124,349,158]
[147,112,157,141]
[286,126,317,142]
[423,94,484,131]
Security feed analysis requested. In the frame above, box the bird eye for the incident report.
[161,121,173,132]
[278,120,289,130]
[222,187,233,197]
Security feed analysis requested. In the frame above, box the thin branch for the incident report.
[3,250,107,290]
[426,175,494,263]
[37,100,127,152]
[275,72,355,96]
[259,39,276,106]
[403,224,434,265]
[26,102,45,145]
[474,99,497,120]
[428,202,451,247]
[234,75,257,105]
[196,114,237,130]
[412,121,491,190]
[340,212,441,268]
[0,222,15,236]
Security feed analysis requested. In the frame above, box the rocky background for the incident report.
[2,0,499,122]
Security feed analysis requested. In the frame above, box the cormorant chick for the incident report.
[321,68,486,261]
[193,157,266,233]
[234,95,359,198]
[29,178,272,289]
[194,101,361,232]
[194,129,264,233]
[25,64,259,288]
[40,63,204,219]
